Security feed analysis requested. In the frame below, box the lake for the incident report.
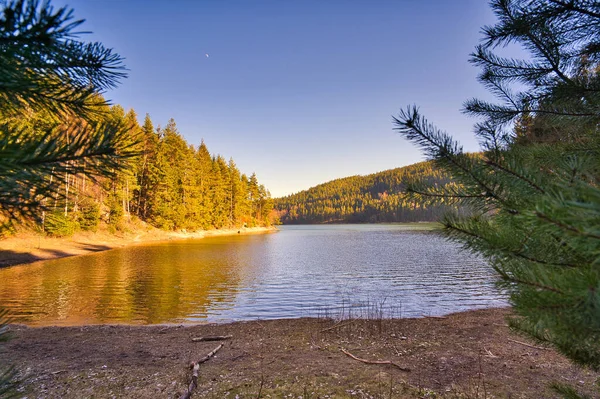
[0,225,507,326]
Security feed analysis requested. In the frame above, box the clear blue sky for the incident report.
[57,0,497,197]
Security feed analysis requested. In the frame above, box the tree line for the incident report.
[274,161,462,224]
[20,105,275,235]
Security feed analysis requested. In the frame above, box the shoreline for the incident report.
[5,307,597,398]
[0,225,278,268]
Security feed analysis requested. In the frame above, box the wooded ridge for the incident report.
[274,161,459,224]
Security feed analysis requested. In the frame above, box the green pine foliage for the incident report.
[275,161,456,224]
[0,0,138,229]
[393,1,600,392]
[44,210,79,237]
[78,198,100,232]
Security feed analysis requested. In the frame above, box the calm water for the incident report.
[0,225,506,326]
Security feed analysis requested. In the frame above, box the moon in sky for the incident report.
[205,53,209,58]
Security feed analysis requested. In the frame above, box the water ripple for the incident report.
[0,224,507,325]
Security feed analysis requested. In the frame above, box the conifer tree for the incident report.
[151,119,190,229]
[228,158,244,224]
[210,155,230,228]
[393,1,600,391]
[195,141,214,229]
[0,0,136,227]
[134,114,160,220]
[0,0,135,395]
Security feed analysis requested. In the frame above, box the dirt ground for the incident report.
[0,225,277,268]
[4,308,598,398]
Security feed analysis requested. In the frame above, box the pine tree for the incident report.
[228,158,243,225]
[0,0,137,227]
[210,155,230,228]
[0,0,135,395]
[151,119,191,229]
[135,114,160,220]
[393,0,600,390]
[248,173,260,225]
[195,140,214,229]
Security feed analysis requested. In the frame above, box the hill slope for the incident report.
[274,161,455,224]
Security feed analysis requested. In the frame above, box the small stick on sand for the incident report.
[507,338,548,351]
[484,347,498,358]
[341,348,411,372]
[319,321,355,333]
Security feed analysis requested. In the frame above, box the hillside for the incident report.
[274,161,456,224]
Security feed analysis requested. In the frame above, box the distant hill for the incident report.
[274,161,457,224]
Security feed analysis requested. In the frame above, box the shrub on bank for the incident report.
[45,211,80,237]
[79,199,100,232]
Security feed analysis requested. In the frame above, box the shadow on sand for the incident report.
[0,243,112,268]
[0,250,43,268]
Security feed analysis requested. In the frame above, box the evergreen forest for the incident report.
[274,161,459,224]
[4,103,274,235]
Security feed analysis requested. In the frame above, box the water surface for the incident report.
[0,225,506,325]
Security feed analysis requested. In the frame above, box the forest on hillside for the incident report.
[0,1,275,238]
[274,161,459,224]
[4,102,274,235]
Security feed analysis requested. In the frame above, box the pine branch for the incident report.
[0,0,126,116]
[546,0,600,20]
[407,187,488,199]
[484,159,545,193]
[535,211,600,241]
[393,106,511,207]
[443,218,578,269]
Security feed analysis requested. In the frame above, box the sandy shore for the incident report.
[0,225,278,268]
[5,308,598,398]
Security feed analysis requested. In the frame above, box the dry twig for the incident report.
[483,347,498,358]
[179,343,224,399]
[507,338,548,351]
[341,348,411,372]
[319,320,355,333]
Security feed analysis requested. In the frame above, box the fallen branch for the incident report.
[507,338,548,351]
[319,320,355,333]
[483,347,498,358]
[422,315,448,319]
[179,343,224,399]
[341,348,411,372]
[191,335,232,342]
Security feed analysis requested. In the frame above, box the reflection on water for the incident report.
[0,225,507,325]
